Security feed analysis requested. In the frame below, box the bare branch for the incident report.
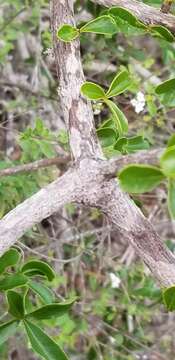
[0,156,70,177]
[50,0,103,160]
[101,148,163,176]
[91,0,175,34]
[0,169,78,256]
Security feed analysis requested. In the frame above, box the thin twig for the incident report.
[0,156,70,177]
[18,241,83,264]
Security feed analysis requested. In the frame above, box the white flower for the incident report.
[109,273,121,288]
[130,91,145,114]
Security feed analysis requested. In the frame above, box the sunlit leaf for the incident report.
[119,165,165,193]
[81,82,106,100]
[80,15,117,35]
[57,24,79,42]
[160,145,175,178]
[106,70,130,98]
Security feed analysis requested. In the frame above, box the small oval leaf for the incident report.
[7,290,25,319]
[0,248,21,275]
[21,260,55,281]
[106,70,131,98]
[160,145,175,178]
[24,320,69,360]
[155,78,175,95]
[80,15,117,35]
[163,286,175,311]
[81,82,106,100]
[119,165,165,193]
[57,24,79,42]
[97,127,116,147]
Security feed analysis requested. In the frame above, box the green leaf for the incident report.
[39,140,55,158]
[0,273,28,291]
[106,70,130,98]
[99,118,117,132]
[29,280,55,304]
[57,24,79,42]
[163,286,175,311]
[125,136,150,153]
[114,137,127,152]
[160,145,175,178]
[109,7,146,29]
[150,25,174,42]
[81,82,106,100]
[21,261,55,281]
[23,320,68,360]
[80,15,117,35]
[0,320,19,346]
[26,299,76,320]
[105,99,128,136]
[119,165,165,193]
[0,248,21,275]
[97,127,116,147]
[168,180,175,219]
[155,78,175,95]
[168,134,175,148]
[7,290,25,319]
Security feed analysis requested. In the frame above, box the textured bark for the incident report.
[91,0,175,34]
[0,0,175,289]
[50,0,102,160]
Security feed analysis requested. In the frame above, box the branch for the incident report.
[0,156,69,177]
[91,0,175,34]
[0,169,78,256]
[50,0,103,160]
[89,178,175,287]
[101,148,163,176]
